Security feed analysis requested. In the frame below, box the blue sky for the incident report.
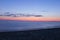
[0,0,60,17]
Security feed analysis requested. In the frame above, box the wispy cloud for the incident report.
[0,12,43,17]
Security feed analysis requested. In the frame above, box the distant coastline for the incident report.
[0,19,60,22]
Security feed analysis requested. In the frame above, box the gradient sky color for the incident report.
[0,0,60,21]
[0,16,60,21]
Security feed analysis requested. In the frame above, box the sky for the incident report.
[0,0,60,21]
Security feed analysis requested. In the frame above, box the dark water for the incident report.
[0,20,60,40]
[0,20,60,32]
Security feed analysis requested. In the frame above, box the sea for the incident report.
[0,20,60,32]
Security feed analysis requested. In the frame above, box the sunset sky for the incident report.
[0,0,60,21]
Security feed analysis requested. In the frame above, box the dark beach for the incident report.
[0,28,60,40]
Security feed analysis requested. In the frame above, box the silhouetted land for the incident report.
[0,28,60,40]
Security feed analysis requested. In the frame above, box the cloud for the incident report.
[0,12,43,17]
[33,15,43,17]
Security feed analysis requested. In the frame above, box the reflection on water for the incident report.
[0,20,60,32]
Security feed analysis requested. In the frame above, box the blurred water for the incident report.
[0,20,60,32]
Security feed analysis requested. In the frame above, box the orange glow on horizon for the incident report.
[0,16,60,21]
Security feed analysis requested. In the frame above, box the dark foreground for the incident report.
[0,28,60,40]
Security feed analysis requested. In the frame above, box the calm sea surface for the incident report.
[0,20,60,32]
